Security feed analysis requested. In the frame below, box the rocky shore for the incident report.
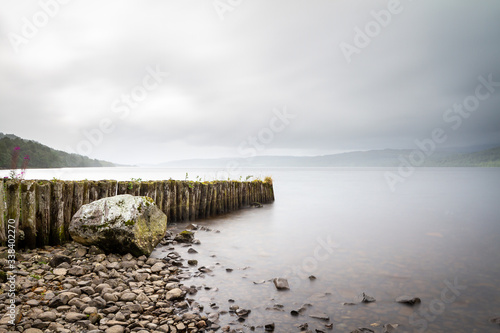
[0,231,214,333]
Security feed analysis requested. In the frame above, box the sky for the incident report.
[1,0,500,165]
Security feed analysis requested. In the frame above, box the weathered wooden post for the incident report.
[188,183,195,221]
[140,181,156,201]
[72,181,85,218]
[20,180,36,249]
[155,181,164,212]
[166,180,176,222]
[183,182,190,222]
[50,180,65,245]
[175,181,183,222]
[5,180,20,247]
[36,181,51,247]
[63,181,74,241]
[88,180,98,203]
[97,180,110,199]
[199,183,208,219]
[0,179,5,246]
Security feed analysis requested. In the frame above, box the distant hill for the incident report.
[0,133,116,169]
[159,147,500,168]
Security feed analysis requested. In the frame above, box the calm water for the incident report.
[5,167,500,332]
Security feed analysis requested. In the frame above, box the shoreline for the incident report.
[0,231,216,333]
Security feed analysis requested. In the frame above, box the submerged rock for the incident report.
[395,295,421,305]
[361,292,376,303]
[273,278,290,290]
[69,194,167,257]
[351,328,375,333]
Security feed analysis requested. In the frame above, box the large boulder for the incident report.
[69,195,167,257]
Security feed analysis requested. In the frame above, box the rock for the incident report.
[361,292,376,303]
[53,268,68,276]
[396,296,421,305]
[89,313,101,325]
[382,324,399,332]
[69,194,168,257]
[38,311,57,321]
[89,245,105,255]
[166,288,183,301]
[491,317,500,325]
[236,309,251,317]
[351,329,375,333]
[68,265,86,276]
[264,323,275,331]
[187,247,198,254]
[309,275,317,280]
[309,313,330,321]
[250,202,263,208]
[65,312,87,322]
[49,255,72,267]
[120,292,137,302]
[188,260,198,266]
[174,230,194,243]
[106,325,125,333]
[273,277,290,290]
[151,262,165,272]
[24,329,43,333]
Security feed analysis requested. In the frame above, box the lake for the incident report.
[4,167,500,332]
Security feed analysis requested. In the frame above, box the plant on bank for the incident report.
[5,146,30,181]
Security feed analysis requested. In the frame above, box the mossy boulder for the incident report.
[174,230,194,243]
[69,195,167,257]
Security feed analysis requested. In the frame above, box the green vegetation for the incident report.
[0,133,115,169]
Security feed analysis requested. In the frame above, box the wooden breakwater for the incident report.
[0,179,274,249]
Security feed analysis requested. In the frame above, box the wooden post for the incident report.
[199,183,208,219]
[62,181,74,241]
[166,180,176,223]
[183,182,190,222]
[36,181,51,247]
[155,181,164,212]
[140,181,156,201]
[88,180,98,203]
[72,181,85,218]
[188,183,195,221]
[20,180,36,249]
[0,179,5,246]
[97,180,111,199]
[176,181,183,222]
[50,180,65,245]
[5,180,20,248]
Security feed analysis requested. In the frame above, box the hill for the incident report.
[159,147,500,168]
[0,133,116,169]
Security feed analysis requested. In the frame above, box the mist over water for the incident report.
[8,167,500,331]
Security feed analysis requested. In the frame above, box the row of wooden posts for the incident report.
[0,179,274,249]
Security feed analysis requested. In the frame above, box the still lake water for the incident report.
[5,167,500,332]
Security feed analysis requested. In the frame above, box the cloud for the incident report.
[1,0,500,164]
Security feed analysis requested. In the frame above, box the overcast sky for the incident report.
[1,1,500,165]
